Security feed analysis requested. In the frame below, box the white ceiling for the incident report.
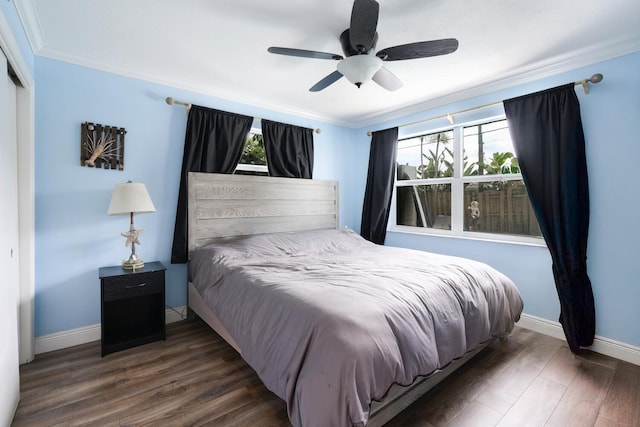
[15,0,640,127]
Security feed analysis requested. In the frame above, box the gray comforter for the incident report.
[189,228,523,427]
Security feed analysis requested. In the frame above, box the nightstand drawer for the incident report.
[102,271,164,301]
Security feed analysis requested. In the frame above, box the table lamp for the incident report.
[108,181,156,270]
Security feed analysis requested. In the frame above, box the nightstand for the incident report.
[99,261,166,356]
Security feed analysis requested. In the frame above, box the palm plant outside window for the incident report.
[235,131,268,176]
[395,118,541,241]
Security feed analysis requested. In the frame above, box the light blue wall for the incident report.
[32,42,640,349]
[34,57,358,336]
[352,52,640,347]
[0,3,35,75]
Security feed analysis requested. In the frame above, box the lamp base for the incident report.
[122,253,144,271]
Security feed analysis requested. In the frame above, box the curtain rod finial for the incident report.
[589,73,603,84]
[165,97,175,105]
[314,128,321,134]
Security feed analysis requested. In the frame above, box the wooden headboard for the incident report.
[187,172,339,256]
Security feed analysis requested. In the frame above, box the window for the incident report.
[235,129,268,176]
[395,118,542,242]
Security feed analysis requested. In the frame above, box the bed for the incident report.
[186,172,523,427]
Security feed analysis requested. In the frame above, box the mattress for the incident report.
[189,228,523,427]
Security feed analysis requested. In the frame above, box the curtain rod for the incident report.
[366,73,603,136]
[165,97,322,134]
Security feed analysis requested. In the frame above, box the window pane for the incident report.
[397,184,451,229]
[463,120,519,176]
[236,132,268,175]
[239,133,266,166]
[397,130,454,180]
[464,181,541,237]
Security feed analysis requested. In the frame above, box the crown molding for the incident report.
[12,0,46,53]
[24,8,640,130]
[35,45,354,128]
[353,36,640,130]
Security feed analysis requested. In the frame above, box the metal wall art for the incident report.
[80,122,126,170]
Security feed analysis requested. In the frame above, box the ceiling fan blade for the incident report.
[309,70,344,92]
[372,66,403,91]
[349,0,379,53]
[377,38,459,61]
[268,47,343,61]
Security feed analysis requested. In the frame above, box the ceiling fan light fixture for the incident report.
[337,54,383,88]
[268,0,460,92]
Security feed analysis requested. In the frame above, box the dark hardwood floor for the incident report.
[12,320,640,427]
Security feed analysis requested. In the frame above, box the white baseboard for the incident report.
[34,306,187,355]
[34,308,640,366]
[34,323,102,356]
[517,313,640,366]
[165,305,188,324]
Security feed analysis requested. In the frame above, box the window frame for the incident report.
[390,115,545,246]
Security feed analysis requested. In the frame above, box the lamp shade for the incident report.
[337,54,383,87]
[107,181,156,215]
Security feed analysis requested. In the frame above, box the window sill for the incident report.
[388,225,547,248]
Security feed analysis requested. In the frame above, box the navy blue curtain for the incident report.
[503,84,595,353]
[360,127,398,245]
[262,120,314,178]
[171,105,253,263]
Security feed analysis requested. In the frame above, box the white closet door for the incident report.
[0,49,21,425]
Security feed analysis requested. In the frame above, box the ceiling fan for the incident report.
[267,0,459,92]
